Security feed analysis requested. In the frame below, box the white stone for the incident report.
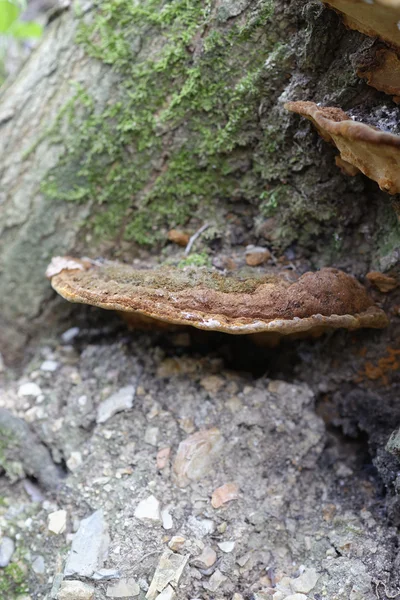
[0,537,15,567]
[40,360,59,372]
[291,568,319,594]
[48,509,67,534]
[58,580,94,600]
[144,426,159,446]
[217,541,235,553]
[96,385,136,424]
[134,495,161,522]
[161,508,173,530]
[61,327,80,343]
[155,585,176,600]
[202,569,227,592]
[18,382,42,398]
[64,510,110,577]
[31,555,45,574]
[106,577,140,597]
[67,451,83,472]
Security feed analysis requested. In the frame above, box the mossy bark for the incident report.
[0,0,399,361]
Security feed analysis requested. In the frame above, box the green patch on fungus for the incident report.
[42,0,285,246]
[0,563,29,598]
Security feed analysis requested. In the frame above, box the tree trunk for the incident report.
[0,0,399,361]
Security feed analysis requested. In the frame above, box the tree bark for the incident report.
[0,0,399,361]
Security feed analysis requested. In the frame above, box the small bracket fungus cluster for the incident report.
[284,101,400,194]
[46,257,388,337]
[323,0,400,48]
[322,0,400,98]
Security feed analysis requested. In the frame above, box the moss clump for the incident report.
[43,0,284,245]
[178,252,211,268]
[0,563,29,598]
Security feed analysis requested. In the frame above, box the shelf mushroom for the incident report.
[322,0,400,98]
[46,256,388,338]
[285,100,400,194]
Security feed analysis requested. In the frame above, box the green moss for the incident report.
[42,0,282,245]
[0,563,29,598]
[178,252,211,267]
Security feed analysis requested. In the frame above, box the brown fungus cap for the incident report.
[323,0,400,49]
[46,257,388,335]
[284,100,400,194]
[357,45,400,101]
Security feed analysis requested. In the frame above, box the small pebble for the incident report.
[0,536,15,567]
[31,555,45,575]
[18,382,42,398]
[61,327,80,343]
[48,509,67,534]
[58,580,95,600]
[40,360,59,372]
[106,577,140,597]
[134,495,161,522]
[217,541,235,553]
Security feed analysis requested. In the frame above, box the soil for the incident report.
[1,299,400,600]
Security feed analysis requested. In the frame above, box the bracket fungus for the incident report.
[357,45,400,101]
[323,0,400,49]
[46,256,388,337]
[285,100,400,194]
[322,0,400,98]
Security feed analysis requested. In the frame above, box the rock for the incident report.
[156,447,171,469]
[134,495,161,522]
[18,382,42,398]
[218,541,235,553]
[106,577,140,597]
[48,510,67,534]
[161,508,173,530]
[168,536,185,551]
[96,384,136,424]
[200,375,225,394]
[167,229,190,247]
[144,426,159,446]
[155,585,176,600]
[291,568,319,594]
[187,516,215,537]
[64,510,110,577]
[92,568,121,581]
[202,568,227,592]
[40,360,59,372]
[386,427,400,456]
[173,428,224,487]
[66,451,82,472]
[146,549,189,600]
[191,546,217,568]
[31,555,45,574]
[211,482,239,508]
[58,580,95,600]
[61,327,80,343]
[0,352,4,373]
[0,536,15,567]
[245,245,271,266]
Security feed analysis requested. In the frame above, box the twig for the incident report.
[184,223,209,256]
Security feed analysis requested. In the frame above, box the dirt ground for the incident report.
[1,300,400,600]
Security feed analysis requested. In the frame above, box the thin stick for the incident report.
[184,223,209,256]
